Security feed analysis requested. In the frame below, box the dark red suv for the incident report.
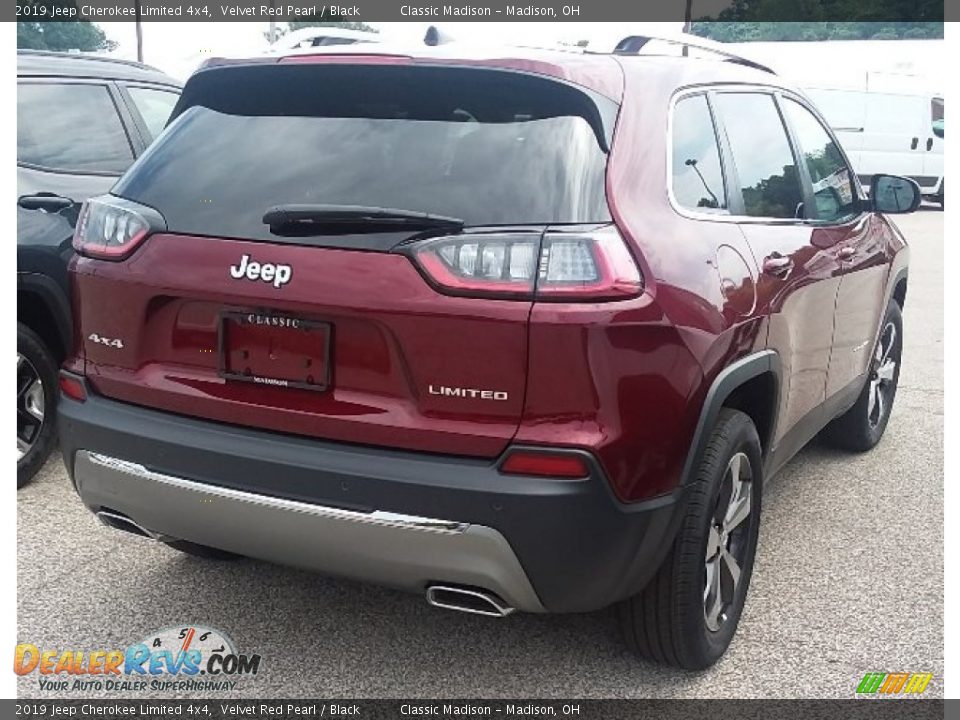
[59,36,918,669]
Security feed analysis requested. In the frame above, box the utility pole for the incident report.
[135,0,143,62]
[268,0,277,44]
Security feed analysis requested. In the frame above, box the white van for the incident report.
[804,75,943,207]
[264,27,380,53]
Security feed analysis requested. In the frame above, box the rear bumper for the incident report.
[75,450,544,611]
[60,382,686,613]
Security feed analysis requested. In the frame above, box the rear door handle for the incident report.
[838,246,856,261]
[762,253,793,277]
[927,137,934,151]
[18,193,73,212]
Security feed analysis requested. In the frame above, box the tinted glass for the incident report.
[783,99,857,222]
[127,86,180,140]
[715,93,803,219]
[932,97,944,122]
[672,95,726,211]
[116,65,612,242]
[932,97,944,138]
[17,83,133,173]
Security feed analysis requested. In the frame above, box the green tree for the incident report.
[17,1,116,51]
[690,21,942,42]
[18,21,116,51]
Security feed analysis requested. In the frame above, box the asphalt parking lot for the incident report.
[17,209,943,699]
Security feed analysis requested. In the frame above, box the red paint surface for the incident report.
[68,52,908,502]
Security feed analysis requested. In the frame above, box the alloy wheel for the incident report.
[704,451,753,632]
[868,321,898,428]
[17,353,45,462]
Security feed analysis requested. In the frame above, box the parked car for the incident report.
[58,34,917,669]
[17,50,181,486]
[804,75,944,207]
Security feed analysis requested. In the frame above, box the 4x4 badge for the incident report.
[229,254,292,289]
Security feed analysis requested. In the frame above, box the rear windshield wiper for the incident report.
[262,204,464,235]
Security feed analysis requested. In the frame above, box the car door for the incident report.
[17,78,140,265]
[778,96,889,400]
[711,90,846,453]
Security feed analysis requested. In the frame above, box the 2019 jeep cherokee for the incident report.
[58,37,917,669]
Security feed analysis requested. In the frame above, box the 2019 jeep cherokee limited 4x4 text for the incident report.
[58,37,917,669]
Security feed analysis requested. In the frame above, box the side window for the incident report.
[17,82,134,174]
[671,94,727,212]
[714,93,804,219]
[932,97,944,138]
[127,86,180,141]
[782,98,858,222]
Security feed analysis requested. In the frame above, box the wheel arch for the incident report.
[17,272,72,362]
[679,350,781,487]
[891,269,908,311]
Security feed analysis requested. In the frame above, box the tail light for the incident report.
[406,225,642,301]
[411,230,541,299]
[73,195,165,261]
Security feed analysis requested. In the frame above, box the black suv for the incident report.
[17,50,180,486]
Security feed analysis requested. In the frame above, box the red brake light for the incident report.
[58,373,87,403]
[407,225,642,301]
[73,195,165,261]
[499,450,590,479]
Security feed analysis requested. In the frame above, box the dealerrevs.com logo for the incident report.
[856,672,933,697]
[14,625,262,693]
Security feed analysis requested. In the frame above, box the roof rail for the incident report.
[16,48,164,73]
[612,34,775,75]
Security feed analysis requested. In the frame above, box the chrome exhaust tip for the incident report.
[96,510,159,540]
[426,584,515,618]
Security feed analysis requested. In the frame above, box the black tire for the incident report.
[821,300,902,452]
[17,322,59,488]
[617,409,762,669]
[164,540,242,561]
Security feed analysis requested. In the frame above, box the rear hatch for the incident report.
[71,61,617,458]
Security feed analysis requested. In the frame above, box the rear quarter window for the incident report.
[126,86,180,140]
[671,94,727,212]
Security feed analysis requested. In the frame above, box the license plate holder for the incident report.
[218,311,331,392]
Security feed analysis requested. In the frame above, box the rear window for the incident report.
[114,64,615,242]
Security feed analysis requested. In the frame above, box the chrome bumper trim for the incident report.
[86,452,469,533]
[75,451,545,612]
